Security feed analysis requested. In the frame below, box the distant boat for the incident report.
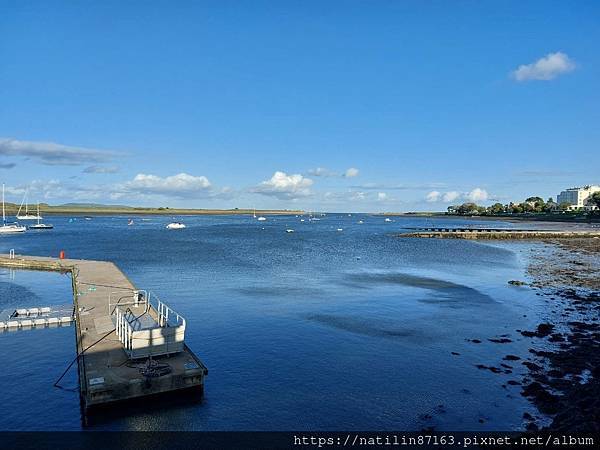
[16,189,42,220]
[300,219,305,222]
[358,220,364,224]
[384,218,392,222]
[285,229,294,233]
[337,228,343,232]
[257,216,267,221]
[0,184,26,234]
[128,219,134,226]
[84,216,93,221]
[28,203,53,230]
[166,222,186,230]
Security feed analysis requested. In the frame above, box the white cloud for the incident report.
[511,52,575,82]
[426,191,441,202]
[442,191,460,202]
[377,192,388,201]
[465,187,488,202]
[83,165,120,174]
[122,173,212,198]
[426,188,490,203]
[0,138,120,166]
[344,167,359,178]
[254,171,313,200]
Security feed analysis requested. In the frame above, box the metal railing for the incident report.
[108,290,148,316]
[111,290,186,359]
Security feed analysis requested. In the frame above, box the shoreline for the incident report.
[516,238,599,431]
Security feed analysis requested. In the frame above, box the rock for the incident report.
[508,280,528,286]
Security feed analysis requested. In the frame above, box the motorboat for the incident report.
[166,222,186,230]
[285,229,294,233]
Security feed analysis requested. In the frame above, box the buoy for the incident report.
[59,250,65,259]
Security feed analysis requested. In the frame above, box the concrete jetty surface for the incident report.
[0,253,207,421]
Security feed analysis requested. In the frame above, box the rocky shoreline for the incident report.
[521,238,599,431]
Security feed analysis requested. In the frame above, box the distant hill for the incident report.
[58,203,134,209]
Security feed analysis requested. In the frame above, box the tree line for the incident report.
[448,193,600,216]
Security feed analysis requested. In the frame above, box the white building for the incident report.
[557,185,600,210]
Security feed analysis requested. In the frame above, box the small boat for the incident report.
[0,184,26,233]
[28,203,53,229]
[300,219,305,222]
[29,223,53,230]
[358,220,364,224]
[257,216,267,221]
[128,219,134,226]
[166,222,186,230]
[384,218,392,222]
[336,228,343,232]
[84,216,93,221]
[285,229,294,233]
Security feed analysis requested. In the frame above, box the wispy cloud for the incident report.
[511,52,575,82]
[253,171,313,200]
[83,165,120,174]
[0,138,121,166]
[307,167,359,178]
[352,182,446,191]
[0,162,16,169]
[307,167,338,177]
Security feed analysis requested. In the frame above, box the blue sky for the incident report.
[0,0,598,212]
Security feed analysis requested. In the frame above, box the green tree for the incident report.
[457,202,478,215]
[588,192,600,211]
[525,196,544,203]
[489,202,505,214]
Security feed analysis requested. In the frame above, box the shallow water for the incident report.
[0,214,553,430]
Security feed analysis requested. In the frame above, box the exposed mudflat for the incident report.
[521,238,600,431]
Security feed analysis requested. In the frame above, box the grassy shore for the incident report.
[2,203,304,216]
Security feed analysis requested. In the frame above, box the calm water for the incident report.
[0,214,553,430]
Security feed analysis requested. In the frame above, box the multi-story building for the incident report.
[556,185,600,210]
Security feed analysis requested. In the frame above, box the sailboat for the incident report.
[29,203,53,229]
[0,184,26,234]
[16,189,42,220]
[253,207,266,221]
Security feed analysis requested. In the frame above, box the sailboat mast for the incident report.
[37,203,41,225]
[2,184,5,225]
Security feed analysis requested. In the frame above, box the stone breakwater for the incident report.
[399,230,600,240]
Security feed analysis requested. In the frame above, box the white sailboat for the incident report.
[253,207,266,221]
[29,203,53,229]
[0,184,26,234]
[16,189,42,220]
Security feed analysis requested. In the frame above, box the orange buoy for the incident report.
[59,250,65,259]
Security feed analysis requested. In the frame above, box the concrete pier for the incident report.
[0,253,207,421]
[399,228,600,240]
